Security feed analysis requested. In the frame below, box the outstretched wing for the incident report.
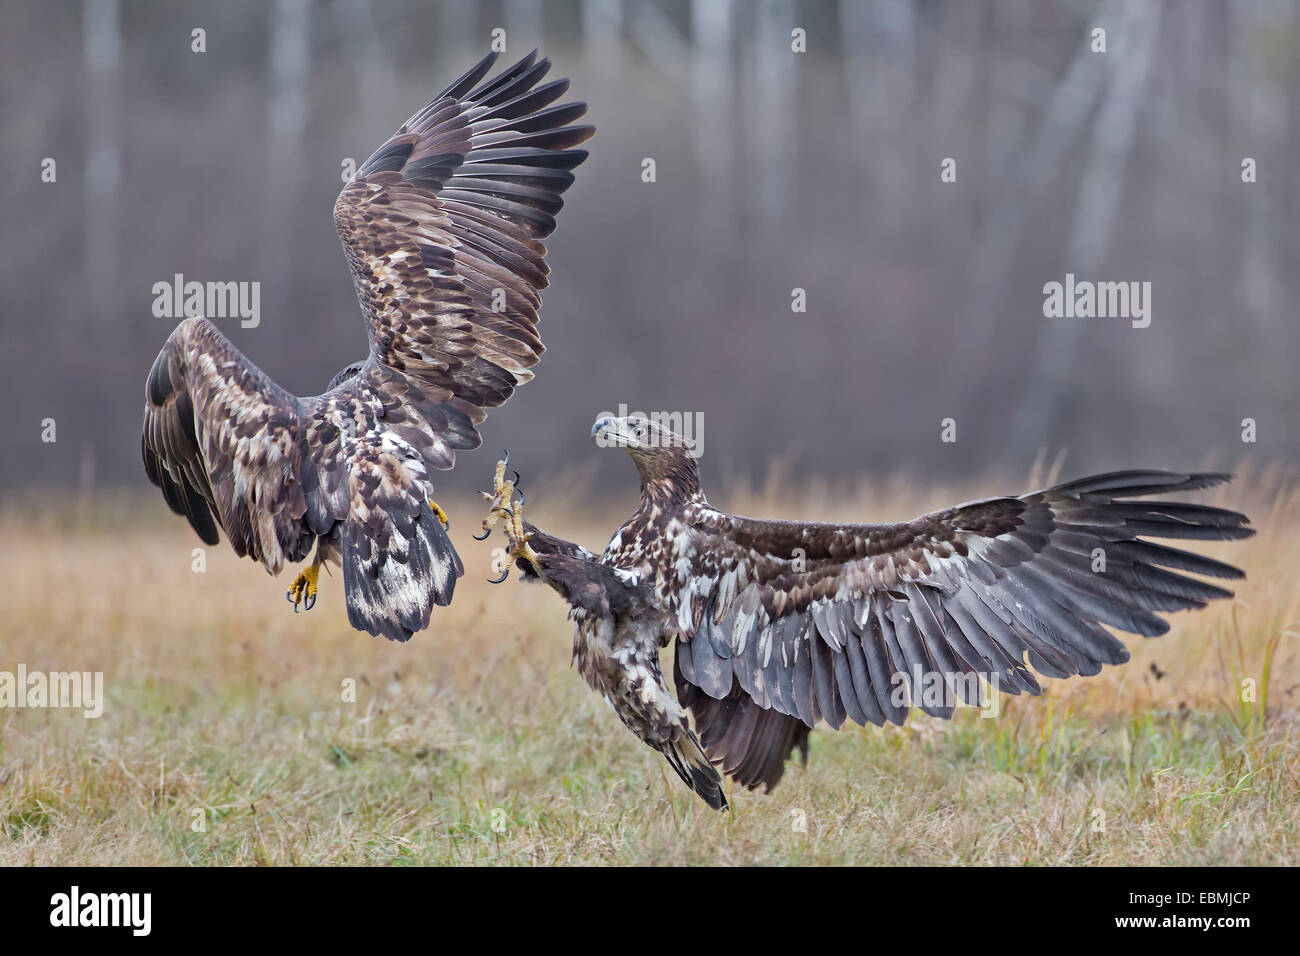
[142,317,462,641]
[141,317,324,572]
[671,472,1253,771]
[334,49,594,430]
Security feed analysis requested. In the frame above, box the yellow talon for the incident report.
[476,456,517,540]
[287,561,321,612]
[479,456,541,576]
[505,498,542,575]
[428,497,449,529]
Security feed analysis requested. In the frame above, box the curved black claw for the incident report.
[501,448,510,469]
[473,527,492,541]
[287,590,299,612]
[487,566,510,584]
[304,592,317,611]
[512,470,522,487]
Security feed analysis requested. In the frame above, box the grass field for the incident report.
[1,463,1297,865]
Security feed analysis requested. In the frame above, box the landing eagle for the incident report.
[481,416,1253,810]
[141,51,593,641]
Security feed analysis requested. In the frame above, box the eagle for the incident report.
[140,51,593,641]
[478,416,1253,809]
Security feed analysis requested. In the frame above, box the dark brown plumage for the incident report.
[141,51,593,641]
[494,415,1254,808]
[515,532,727,810]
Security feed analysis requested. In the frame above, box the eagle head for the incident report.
[591,415,701,502]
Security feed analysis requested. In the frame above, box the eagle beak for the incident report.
[591,416,616,445]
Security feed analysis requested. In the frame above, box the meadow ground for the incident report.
[1,462,1297,866]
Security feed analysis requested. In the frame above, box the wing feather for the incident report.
[334,50,594,441]
[141,318,464,640]
[671,472,1253,740]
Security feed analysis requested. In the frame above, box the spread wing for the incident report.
[670,472,1253,780]
[334,49,594,427]
[142,317,462,641]
[141,317,324,572]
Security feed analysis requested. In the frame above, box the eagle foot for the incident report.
[480,454,541,581]
[286,561,321,612]
[475,451,519,541]
[427,497,450,530]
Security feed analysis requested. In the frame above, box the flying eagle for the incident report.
[140,51,593,641]
[479,416,1253,809]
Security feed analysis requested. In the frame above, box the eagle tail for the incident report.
[662,730,729,811]
[341,499,464,642]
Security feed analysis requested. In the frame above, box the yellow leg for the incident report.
[287,554,322,612]
[427,497,449,529]
[480,456,541,578]
[504,495,542,575]
[476,457,517,540]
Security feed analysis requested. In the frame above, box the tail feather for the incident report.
[662,730,728,811]
[342,501,464,642]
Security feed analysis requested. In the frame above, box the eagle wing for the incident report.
[670,472,1253,784]
[141,318,463,641]
[141,316,322,572]
[334,49,594,427]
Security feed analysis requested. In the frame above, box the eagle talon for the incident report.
[479,456,541,576]
[477,457,521,542]
[287,561,321,613]
[501,489,543,576]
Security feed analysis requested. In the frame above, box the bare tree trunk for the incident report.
[439,0,478,58]
[839,0,915,215]
[692,0,734,243]
[622,0,690,76]
[262,0,312,323]
[986,0,1031,174]
[505,0,544,51]
[83,0,121,331]
[1232,1,1289,416]
[332,0,394,111]
[1011,0,1162,453]
[751,0,793,237]
[582,0,624,79]
[953,2,1114,361]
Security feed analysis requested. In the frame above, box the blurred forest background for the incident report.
[1,0,1296,500]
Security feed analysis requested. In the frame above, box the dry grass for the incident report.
[1,465,1297,866]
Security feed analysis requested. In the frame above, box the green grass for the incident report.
[0,474,1296,865]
